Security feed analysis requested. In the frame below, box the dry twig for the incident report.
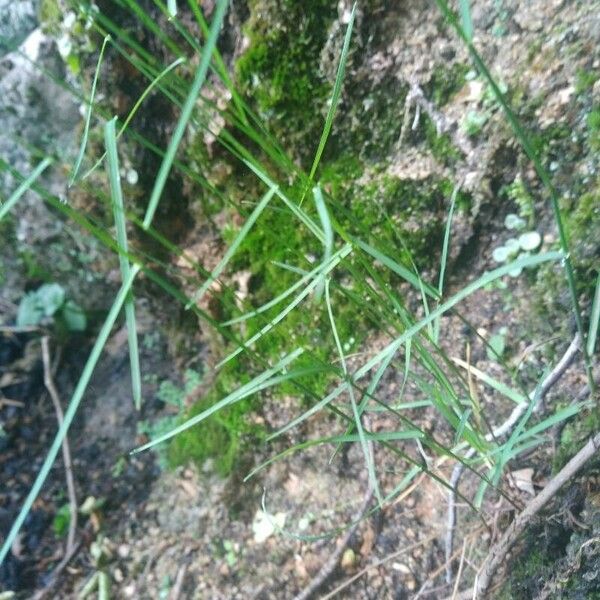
[41,336,78,555]
[445,334,581,584]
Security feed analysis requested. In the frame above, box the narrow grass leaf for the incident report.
[69,34,110,186]
[587,272,600,356]
[131,347,304,453]
[458,0,473,42]
[353,237,439,298]
[0,157,52,222]
[325,279,382,504]
[216,245,352,368]
[313,186,333,300]
[270,251,561,440]
[83,57,185,180]
[0,265,140,567]
[243,158,325,243]
[186,184,278,309]
[435,0,595,391]
[105,118,142,409]
[167,0,177,17]
[143,0,228,228]
[451,356,527,405]
[307,2,356,185]
[434,183,459,342]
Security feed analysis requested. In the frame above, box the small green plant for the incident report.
[137,369,201,467]
[52,503,71,538]
[17,282,86,332]
[505,176,535,223]
[461,109,488,136]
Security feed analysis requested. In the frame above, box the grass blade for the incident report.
[142,0,228,228]
[105,118,142,409]
[186,184,278,309]
[352,237,440,298]
[0,265,140,567]
[243,158,325,243]
[0,157,52,222]
[216,244,352,367]
[587,272,600,356]
[434,183,459,342]
[69,34,110,186]
[131,347,305,453]
[451,356,527,405]
[458,0,473,42]
[313,185,333,300]
[434,0,595,392]
[306,2,356,186]
[83,56,186,180]
[269,251,562,439]
[325,279,382,504]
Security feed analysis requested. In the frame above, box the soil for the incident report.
[1,0,599,599]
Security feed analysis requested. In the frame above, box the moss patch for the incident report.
[235,0,338,156]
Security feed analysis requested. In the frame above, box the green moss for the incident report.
[425,63,470,106]
[38,0,62,34]
[168,365,264,476]
[587,108,600,149]
[575,68,599,95]
[423,117,461,165]
[235,0,338,153]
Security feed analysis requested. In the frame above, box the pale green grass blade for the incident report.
[458,0,473,42]
[216,244,352,368]
[0,265,140,566]
[270,261,309,276]
[307,2,356,185]
[353,237,439,298]
[167,0,177,17]
[451,356,527,405]
[434,183,459,342]
[186,184,278,309]
[587,272,600,356]
[69,34,110,186]
[142,0,228,228]
[243,158,325,243]
[331,335,400,462]
[223,247,349,326]
[269,251,562,440]
[245,429,424,481]
[0,157,52,221]
[313,186,333,300]
[131,347,304,453]
[105,118,142,409]
[325,279,382,504]
[83,56,185,180]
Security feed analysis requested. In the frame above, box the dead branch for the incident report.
[445,334,581,584]
[41,336,78,555]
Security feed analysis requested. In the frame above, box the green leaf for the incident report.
[61,300,87,332]
[36,283,66,317]
[16,293,45,326]
[52,504,71,537]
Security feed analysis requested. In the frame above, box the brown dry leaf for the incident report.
[359,521,376,557]
[510,468,535,496]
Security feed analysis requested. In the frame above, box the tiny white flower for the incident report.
[63,11,77,29]
[57,34,72,58]
[126,169,139,185]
